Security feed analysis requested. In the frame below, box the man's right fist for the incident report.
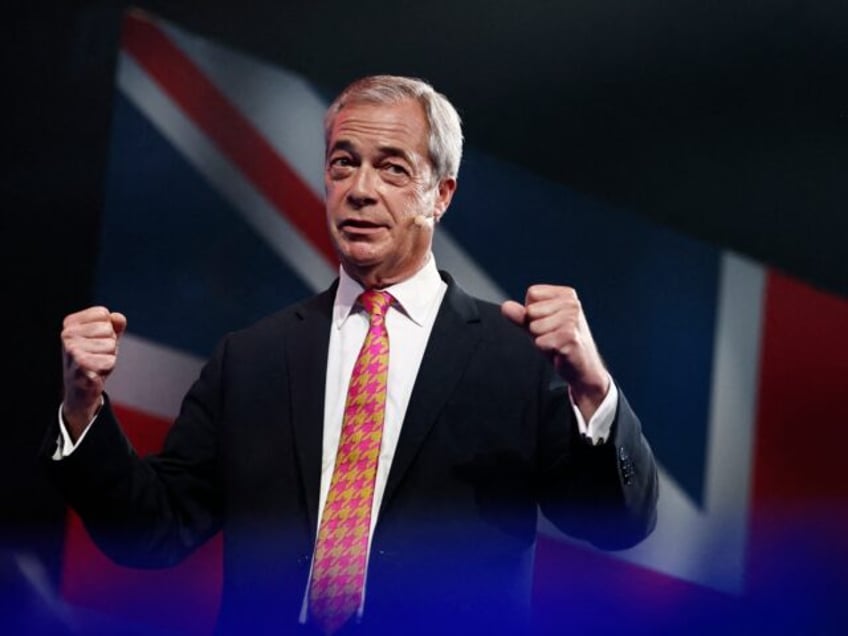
[61,306,127,437]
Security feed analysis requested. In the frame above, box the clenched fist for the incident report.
[61,306,127,440]
[501,285,609,420]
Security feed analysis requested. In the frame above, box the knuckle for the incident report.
[64,342,80,359]
[526,285,544,301]
[531,323,548,337]
[573,297,582,313]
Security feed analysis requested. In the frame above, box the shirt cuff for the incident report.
[52,397,103,460]
[570,375,618,445]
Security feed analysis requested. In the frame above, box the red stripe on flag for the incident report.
[60,405,222,635]
[120,11,337,266]
[112,402,173,456]
[752,271,848,503]
[745,270,848,632]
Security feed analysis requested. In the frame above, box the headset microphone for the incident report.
[413,212,437,227]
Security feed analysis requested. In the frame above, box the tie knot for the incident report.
[359,289,392,319]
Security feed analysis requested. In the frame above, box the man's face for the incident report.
[324,99,456,288]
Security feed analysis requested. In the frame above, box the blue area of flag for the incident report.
[445,149,720,505]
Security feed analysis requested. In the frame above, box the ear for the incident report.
[432,177,457,222]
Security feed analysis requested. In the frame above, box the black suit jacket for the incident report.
[44,272,658,635]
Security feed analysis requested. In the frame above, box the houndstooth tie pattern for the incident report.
[309,289,392,634]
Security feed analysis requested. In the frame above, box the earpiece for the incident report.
[413,212,439,227]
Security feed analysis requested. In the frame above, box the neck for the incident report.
[342,253,431,290]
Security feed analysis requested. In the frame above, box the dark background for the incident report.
[5,0,847,604]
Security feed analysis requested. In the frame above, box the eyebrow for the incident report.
[327,139,414,165]
[377,146,414,164]
[327,139,357,158]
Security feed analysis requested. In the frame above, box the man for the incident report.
[46,75,658,635]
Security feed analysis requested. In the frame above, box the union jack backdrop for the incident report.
[58,9,848,635]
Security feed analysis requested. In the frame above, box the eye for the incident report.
[327,154,356,179]
[379,162,412,186]
[329,155,353,168]
[384,162,408,175]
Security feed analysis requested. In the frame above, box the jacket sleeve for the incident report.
[535,368,659,551]
[39,336,230,568]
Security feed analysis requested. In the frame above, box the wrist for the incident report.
[570,374,608,400]
[568,372,610,421]
[62,396,103,442]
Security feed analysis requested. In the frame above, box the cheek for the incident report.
[399,189,431,216]
[325,186,345,212]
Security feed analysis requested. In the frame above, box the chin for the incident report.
[339,249,383,274]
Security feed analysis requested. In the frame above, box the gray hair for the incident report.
[324,75,464,182]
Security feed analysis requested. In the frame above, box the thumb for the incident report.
[500,300,527,326]
[110,312,128,339]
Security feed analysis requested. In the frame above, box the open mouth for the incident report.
[339,219,386,232]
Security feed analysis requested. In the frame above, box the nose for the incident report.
[346,166,378,209]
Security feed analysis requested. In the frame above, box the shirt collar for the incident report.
[333,254,443,328]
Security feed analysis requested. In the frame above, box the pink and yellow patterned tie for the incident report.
[308,289,392,634]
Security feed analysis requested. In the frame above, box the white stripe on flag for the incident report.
[107,333,204,421]
[432,230,508,303]
[160,21,327,200]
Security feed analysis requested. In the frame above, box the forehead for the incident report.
[328,99,430,156]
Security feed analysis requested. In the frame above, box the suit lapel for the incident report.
[287,283,336,535]
[380,272,482,511]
